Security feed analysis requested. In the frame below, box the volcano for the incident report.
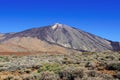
[0,23,120,52]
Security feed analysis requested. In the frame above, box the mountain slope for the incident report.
[0,23,120,52]
[0,33,5,40]
[0,37,74,54]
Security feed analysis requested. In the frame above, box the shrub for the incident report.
[85,62,96,70]
[87,71,96,77]
[0,56,10,62]
[105,56,114,60]
[118,51,120,54]
[114,72,120,79]
[39,71,58,80]
[106,63,120,71]
[62,57,74,64]
[38,63,64,73]
[58,67,84,80]
[3,76,14,80]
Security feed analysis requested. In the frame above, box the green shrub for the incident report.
[3,76,14,80]
[105,56,114,60]
[106,63,120,71]
[38,63,64,73]
[0,56,10,62]
[58,67,84,80]
[87,71,96,77]
[62,57,74,64]
[39,71,58,80]
[118,51,120,54]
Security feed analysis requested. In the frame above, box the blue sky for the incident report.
[0,0,120,41]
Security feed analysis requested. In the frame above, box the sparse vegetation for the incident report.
[0,56,10,62]
[38,63,64,73]
[0,51,120,80]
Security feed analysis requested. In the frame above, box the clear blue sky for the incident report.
[0,0,120,41]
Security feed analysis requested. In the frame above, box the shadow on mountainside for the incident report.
[110,41,120,51]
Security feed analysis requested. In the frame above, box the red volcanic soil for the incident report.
[0,52,36,56]
[0,51,66,56]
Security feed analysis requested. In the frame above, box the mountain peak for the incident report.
[51,23,64,30]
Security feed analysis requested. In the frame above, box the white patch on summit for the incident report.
[52,23,63,30]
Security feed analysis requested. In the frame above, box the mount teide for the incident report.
[0,23,120,52]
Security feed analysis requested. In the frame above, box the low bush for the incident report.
[87,70,96,77]
[106,63,120,71]
[114,72,120,79]
[58,67,85,80]
[39,71,58,80]
[38,63,64,73]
